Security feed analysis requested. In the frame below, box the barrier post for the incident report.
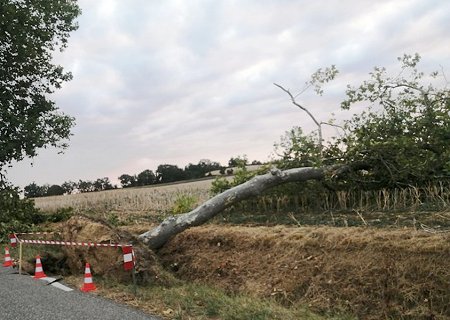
[19,242,23,275]
[132,264,137,295]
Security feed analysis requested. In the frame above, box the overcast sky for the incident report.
[7,0,450,188]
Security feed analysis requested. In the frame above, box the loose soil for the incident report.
[158,225,450,319]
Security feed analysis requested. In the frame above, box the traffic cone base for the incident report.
[33,255,47,279]
[81,263,96,292]
[3,247,13,267]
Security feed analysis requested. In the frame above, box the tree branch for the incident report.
[274,83,323,157]
[139,167,325,249]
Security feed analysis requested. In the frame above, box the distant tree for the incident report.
[137,170,156,186]
[46,184,65,196]
[24,182,45,198]
[228,156,248,167]
[118,174,137,188]
[156,164,186,183]
[93,177,114,191]
[61,181,77,194]
[185,160,222,179]
[0,0,81,182]
[251,160,263,165]
[77,180,94,193]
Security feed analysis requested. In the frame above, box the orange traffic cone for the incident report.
[3,247,13,267]
[80,263,96,292]
[33,255,47,279]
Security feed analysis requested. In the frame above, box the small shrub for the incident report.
[172,194,198,214]
[106,213,120,226]
[211,177,231,194]
[0,187,44,240]
[45,207,74,222]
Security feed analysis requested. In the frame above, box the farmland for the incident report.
[33,179,215,218]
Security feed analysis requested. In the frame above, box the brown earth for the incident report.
[20,216,174,286]
[157,225,450,319]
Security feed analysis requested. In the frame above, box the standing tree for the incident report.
[0,0,81,184]
[93,177,114,191]
[61,180,77,194]
[137,169,156,186]
[46,184,65,196]
[118,174,137,188]
[156,164,186,183]
[24,182,45,198]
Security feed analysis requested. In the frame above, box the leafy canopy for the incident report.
[0,0,81,180]
[339,54,450,187]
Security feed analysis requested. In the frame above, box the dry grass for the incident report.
[33,179,214,217]
[158,225,450,319]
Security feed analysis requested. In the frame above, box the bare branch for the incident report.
[274,83,323,158]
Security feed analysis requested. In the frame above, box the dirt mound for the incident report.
[51,216,173,285]
[158,225,450,319]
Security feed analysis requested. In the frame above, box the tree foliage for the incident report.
[156,164,186,183]
[137,170,156,186]
[339,54,450,188]
[0,0,81,178]
[0,187,44,240]
[184,160,222,179]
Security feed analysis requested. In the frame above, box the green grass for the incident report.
[98,278,354,320]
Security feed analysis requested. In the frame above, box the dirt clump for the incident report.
[158,225,450,319]
[41,215,173,285]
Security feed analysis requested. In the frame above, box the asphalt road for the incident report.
[0,267,160,320]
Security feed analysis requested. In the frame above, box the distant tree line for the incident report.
[24,158,263,198]
[24,177,116,198]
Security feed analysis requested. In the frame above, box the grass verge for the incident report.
[72,277,354,320]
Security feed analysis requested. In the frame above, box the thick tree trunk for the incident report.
[138,167,324,250]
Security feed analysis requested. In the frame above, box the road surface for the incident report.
[0,267,160,320]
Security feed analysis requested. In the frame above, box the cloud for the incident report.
[6,0,450,188]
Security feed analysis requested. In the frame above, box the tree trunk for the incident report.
[138,167,324,249]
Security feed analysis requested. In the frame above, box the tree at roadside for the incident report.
[0,0,81,182]
[0,0,81,237]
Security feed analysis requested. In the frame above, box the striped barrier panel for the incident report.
[10,233,135,271]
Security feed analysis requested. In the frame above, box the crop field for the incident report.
[33,179,215,216]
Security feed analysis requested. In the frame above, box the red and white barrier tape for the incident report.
[14,232,61,235]
[17,239,130,247]
[9,233,136,271]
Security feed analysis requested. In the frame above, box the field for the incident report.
[34,179,214,215]
[28,179,450,319]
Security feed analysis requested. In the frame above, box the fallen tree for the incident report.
[138,167,326,249]
[138,54,449,250]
